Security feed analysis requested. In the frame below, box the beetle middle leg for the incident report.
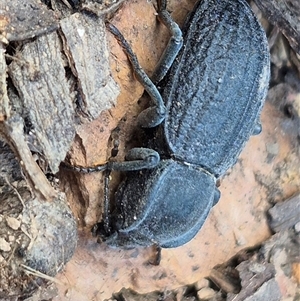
[106,1,182,127]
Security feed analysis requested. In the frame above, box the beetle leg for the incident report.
[103,169,111,235]
[61,148,160,172]
[252,122,262,135]
[60,161,107,173]
[151,0,183,84]
[213,187,221,205]
[106,22,166,128]
[147,244,162,266]
[91,169,114,239]
[107,148,160,171]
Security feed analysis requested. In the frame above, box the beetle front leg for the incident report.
[151,0,183,84]
[62,148,160,172]
[107,148,160,171]
[106,23,166,128]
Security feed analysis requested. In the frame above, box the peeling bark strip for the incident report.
[1,115,56,201]
[8,32,76,173]
[60,13,119,119]
[0,45,10,121]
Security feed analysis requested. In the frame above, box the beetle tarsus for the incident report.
[147,244,162,266]
[252,122,262,135]
[61,161,107,173]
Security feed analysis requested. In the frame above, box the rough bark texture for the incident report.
[253,0,300,54]
[0,0,122,297]
[268,193,300,232]
[0,0,299,299]
[8,32,76,173]
[60,13,119,120]
[0,45,9,121]
[0,0,59,41]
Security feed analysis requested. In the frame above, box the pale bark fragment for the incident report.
[268,193,300,232]
[1,115,56,201]
[9,32,76,173]
[0,45,10,121]
[60,13,119,119]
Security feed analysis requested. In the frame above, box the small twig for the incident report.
[4,176,25,207]
[20,264,63,285]
[6,244,17,264]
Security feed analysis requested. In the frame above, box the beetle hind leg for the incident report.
[106,22,166,128]
[151,0,183,84]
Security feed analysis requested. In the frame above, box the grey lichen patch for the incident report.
[0,141,77,297]
[60,13,120,119]
[0,189,77,296]
[21,194,77,276]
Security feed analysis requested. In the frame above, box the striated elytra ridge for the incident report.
[163,0,270,177]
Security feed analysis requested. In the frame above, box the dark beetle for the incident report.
[67,0,270,248]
